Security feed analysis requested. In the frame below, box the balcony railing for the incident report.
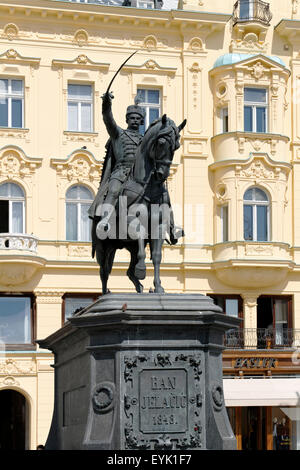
[224,328,300,349]
[0,233,38,253]
[233,0,272,26]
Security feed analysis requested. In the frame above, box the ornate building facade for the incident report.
[0,0,300,450]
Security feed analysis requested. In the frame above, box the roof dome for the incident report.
[213,53,287,69]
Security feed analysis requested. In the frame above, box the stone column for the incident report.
[241,293,259,349]
[35,290,64,346]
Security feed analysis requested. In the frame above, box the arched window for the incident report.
[243,187,270,242]
[0,182,25,233]
[66,185,93,241]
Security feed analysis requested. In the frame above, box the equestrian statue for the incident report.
[88,53,186,294]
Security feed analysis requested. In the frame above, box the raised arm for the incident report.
[102,92,119,140]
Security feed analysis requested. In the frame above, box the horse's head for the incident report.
[145,114,186,183]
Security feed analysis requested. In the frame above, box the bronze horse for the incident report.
[91,115,186,294]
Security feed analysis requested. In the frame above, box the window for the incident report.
[0,79,24,128]
[221,205,229,242]
[136,0,154,7]
[257,296,292,347]
[137,88,160,134]
[0,182,25,234]
[67,84,93,132]
[243,187,269,242]
[63,294,100,323]
[221,107,229,133]
[209,295,243,319]
[244,87,267,133]
[66,185,93,241]
[239,0,253,19]
[0,295,35,348]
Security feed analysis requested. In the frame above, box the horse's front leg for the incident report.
[134,227,147,280]
[151,237,165,294]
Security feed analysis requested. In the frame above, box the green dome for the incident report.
[213,53,287,69]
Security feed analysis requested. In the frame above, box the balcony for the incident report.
[224,328,300,350]
[0,233,45,286]
[0,233,38,252]
[232,0,272,26]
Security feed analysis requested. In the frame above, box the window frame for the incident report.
[243,187,270,242]
[0,293,36,350]
[62,293,100,324]
[0,78,24,129]
[65,184,93,242]
[221,205,229,242]
[221,107,229,133]
[244,87,268,133]
[137,88,161,133]
[0,182,25,234]
[67,83,94,133]
[209,294,243,324]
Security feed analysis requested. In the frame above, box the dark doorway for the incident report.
[241,407,266,450]
[257,297,273,330]
[0,389,27,450]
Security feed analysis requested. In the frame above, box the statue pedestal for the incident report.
[39,293,240,450]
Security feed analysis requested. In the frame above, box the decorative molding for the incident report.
[34,289,64,303]
[63,131,99,146]
[51,151,102,185]
[293,0,299,15]
[3,23,19,41]
[245,244,274,256]
[0,49,40,66]
[0,147,42,179]
[0,359,36,376]
[123,60,177,75]
[74,29,89,47]
[52,55,109,71]
[68,244,91,258]
[143,35,158,51]
[188,37,204,53]
[235,159,279,180]
[0,376,20,387]
[250,61,268,81]
[0,128,30,141]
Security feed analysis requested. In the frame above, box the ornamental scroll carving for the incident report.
[0,149,42,179]
[0,359,36,375]
[51,152,102,185]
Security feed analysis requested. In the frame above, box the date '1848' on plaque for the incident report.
[139,369,188,433]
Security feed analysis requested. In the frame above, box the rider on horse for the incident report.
[88,91,181,245]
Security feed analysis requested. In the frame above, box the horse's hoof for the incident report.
[137,284,144,294]
[154,286,165,294]
[135,266,146,280]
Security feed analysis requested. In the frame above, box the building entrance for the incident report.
[0,389,27,450]
[241,407,267,450]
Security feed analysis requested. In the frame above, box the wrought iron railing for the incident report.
[233,0,272,26]
[0,233,38,253]
[224,328,300,349]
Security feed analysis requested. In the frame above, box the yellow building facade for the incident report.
[1,0,300,450]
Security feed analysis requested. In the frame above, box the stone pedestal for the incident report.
[39,293,240,450]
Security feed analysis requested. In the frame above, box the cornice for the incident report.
[0,0,230,30]
[209,150,292,173]
[0,48,40,66]
[52,55,109,70]
[275,18,300,40]
[123,59,177,75]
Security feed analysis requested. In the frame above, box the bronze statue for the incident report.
[89,55,186,294]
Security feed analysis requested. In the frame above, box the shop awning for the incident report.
[223,378,300,407]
